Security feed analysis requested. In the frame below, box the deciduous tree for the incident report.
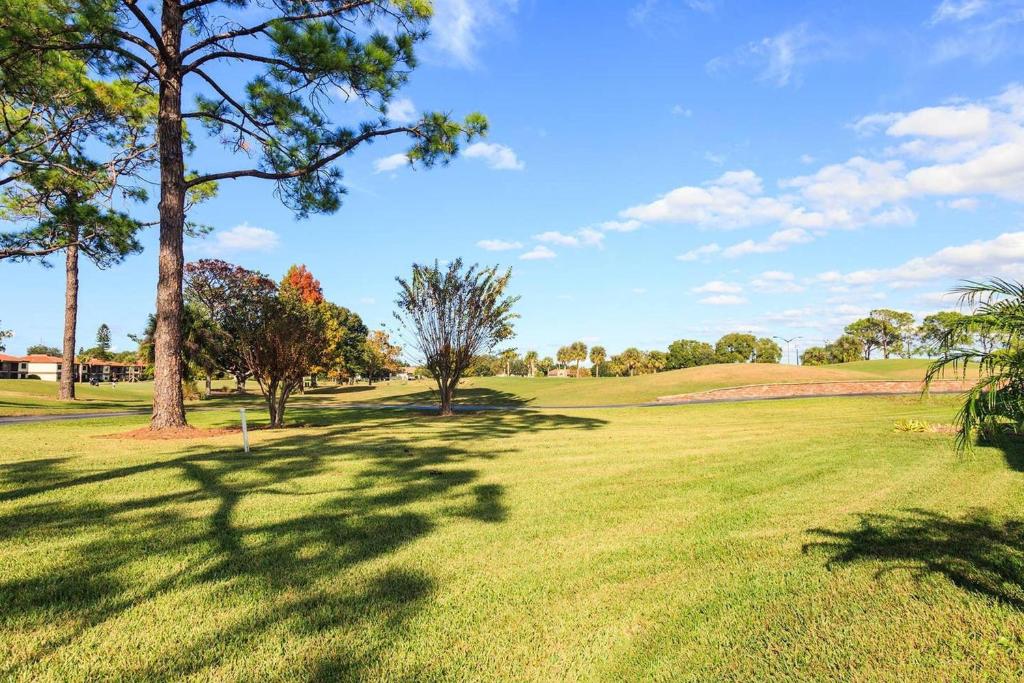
[238,286,327,428]
[394,259,517,415]
[183,258,277,390]
[752,337,782,364]
[364,329,401,384]
[0,322,11,352]
[715,333,757,363]
[25,344,61,356]
[666,339,716,369]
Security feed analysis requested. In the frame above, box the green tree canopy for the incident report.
[715,333,757,363]
[666,339,716,369]
[752,337,782,364]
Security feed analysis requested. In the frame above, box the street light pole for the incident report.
[773,336,803,365]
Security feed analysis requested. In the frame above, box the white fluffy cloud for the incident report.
[464,142,525,170]
[387,97,417,124]
[520,245,556,260]
[692,280,743,294]
[209,224,280,252]
[677,243,721,261]
[477,239,523,251]
[613,84,1024,259]
[534,228,604,249]
[819,231,1024,287]
[723,228,813,258]
[750,270,805,293]
[598,219,643,232]
[699,294,748,305]
[373,153,409,173]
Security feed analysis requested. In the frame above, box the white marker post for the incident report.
[240,408,250,453]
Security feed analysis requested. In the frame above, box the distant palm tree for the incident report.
[590,346,606,377]
[925,278,1024,450]
[524,350,538,377]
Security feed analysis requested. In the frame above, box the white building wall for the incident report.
[24,362,60,381]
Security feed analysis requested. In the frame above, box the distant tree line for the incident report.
[800,308,1005,365]
[460,333,784,378]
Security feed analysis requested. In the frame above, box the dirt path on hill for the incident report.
[656,378,971,403]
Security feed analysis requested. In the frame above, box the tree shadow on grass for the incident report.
[804,508,1024,608]
[0,408,604,678]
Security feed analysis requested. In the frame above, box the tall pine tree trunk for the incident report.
[59,240,78,401]
[151,2,187,429]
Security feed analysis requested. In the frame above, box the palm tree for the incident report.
[924,278,1024,450]
[524,350,538,377]
[590,345,606,377]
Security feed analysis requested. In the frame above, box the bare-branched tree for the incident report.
[394,259,517,416]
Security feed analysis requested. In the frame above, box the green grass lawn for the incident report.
[3,394,1024,680]
[0,360,947,417]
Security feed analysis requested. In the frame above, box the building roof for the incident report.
[0,353,22,362]
[20,354,64,363]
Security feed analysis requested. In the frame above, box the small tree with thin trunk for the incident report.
[589,345,606,377]
[0,323,11,352]
[238,287,327,428]
[394,259,517,416]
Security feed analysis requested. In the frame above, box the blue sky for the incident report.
[4,0,1024,363]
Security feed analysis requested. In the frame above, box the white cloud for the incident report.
[477,239,523,251]
[677,243,721,261]
[700,294,748,305]
[534,231,580,247]
[708,23,829,88]
[208,224,280,252]
[427,0,517,68]
[800,154,816,164]
[598,219,643,232]
[931,0,988,23]
[631,287,647,294]
[359,296,376,305]
[609,84,1024,263]
[520,245,556,260]
[534,229,604,249]
[948,197,980,209]
[704,151,727,165]
[692,280,743,294]
[723,228,814,258]
[751,270,806,293]
[886,105,992,138]
[373,153,409,174]
[387,97,417,123]
[463,142,525,170]
[672,104,693,116]
[820,231,1024,287]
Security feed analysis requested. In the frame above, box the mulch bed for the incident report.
[98,426,241,441]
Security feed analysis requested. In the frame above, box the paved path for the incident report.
[0,383,968,426]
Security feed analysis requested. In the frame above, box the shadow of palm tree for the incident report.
[0,408,605,678]
[804,508,1024,608]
